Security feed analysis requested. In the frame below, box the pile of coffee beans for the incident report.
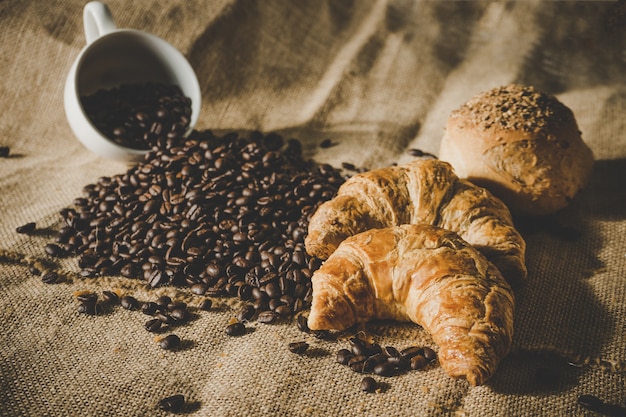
[81,82,192,150]
[337,337,437,378]
[51,130,345,322]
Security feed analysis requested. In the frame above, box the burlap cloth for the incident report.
[1,1,625,416]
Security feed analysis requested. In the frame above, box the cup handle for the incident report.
[83,1,117,44]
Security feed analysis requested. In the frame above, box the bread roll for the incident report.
[439,84,594,216]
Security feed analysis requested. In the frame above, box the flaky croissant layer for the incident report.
[305,159,527,287]
[307,224,515,386]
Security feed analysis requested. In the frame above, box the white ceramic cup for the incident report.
[64,1,201,162]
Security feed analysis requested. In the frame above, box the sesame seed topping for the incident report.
[451,84,575,133]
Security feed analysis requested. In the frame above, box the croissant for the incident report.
[305,159,527,286]
[307,224,515,386]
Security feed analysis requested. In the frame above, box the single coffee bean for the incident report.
[422,347,437,362]
[577,394,604,412]
[159,334,181,350]
[44,243,65,257]
[145,318,162,333]
[169,307,189,323]
[156,295,172,308]
[198,298,212,311]
[158,394,185,413]
[360,376,378,393]
[400,346,423,359]
[296,315,310,333]
[288,341,309,354]
[336,349,354,365]
[257,310,277,324]
[225,322,246,336]
[236,304,256,322]
[349,338,368,356]
[141,301,159,315]
[410,354,428,370]
[41,271,60,284]
[16,222,36,234]
[120,295,140,311]
[156,312,176,325]
[77,302,98,315]
[75,292,97,304]
[102,290,120,304]
[373,362,396,377]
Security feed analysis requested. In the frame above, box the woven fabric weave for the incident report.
[1,1,625,416]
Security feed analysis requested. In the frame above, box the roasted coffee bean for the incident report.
[169,307,189,323]
[349,338,367,356]
[319,138,333,148]
[363,354,384,373]
[288,341,309,354]
[410,354,428,370]
[156,295,172,308]
[373,362,396,377]
[145,318,162,333]
[156,312,176,325]
[360,377,378,393]
[297,315,310,333]
[422,347,437,362]
[120,295,140,311]
[16,222,36,234]
[77,301,98,315]
[44,243,65,258]
[41,271,60,284]
[0,146,9,157]
[336,349,354,366]
[236,304,256,322]
[577,394,604,412]
[102,290,120,304]
[198,298,212,311]
[159,334,181,350]
[141,301,159,315]
[158,394,185,413]
[225,322,246,336]
[400,346,423,359]
[257,310,277,324]
[75,292,97,304]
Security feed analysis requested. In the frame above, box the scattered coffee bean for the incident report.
[0,146,9,157]
[319,138,334,148]
[410,354,427,370]
[120,295,140,311]
[225,322,246,336]
[373,362,396,377]
[288,341,309,354]
[422,347,437,362]
[102,290,120,304]
[77,302,98,315]
[16,222,36,234]
[257,310,277,324]
[141,301,159,316]
[360,376,378,393]
[29,266,41,276]
[159,334,181,350]
[407,148,436,158]
[41,271,60,284]
[75,292,97,304]
[145,318,162,333]
[296,315,310,333]
[44,243,65,258]
[336,349,354,365]
[236,304,256,322]
[577,394,604,412]
[198,298,212,311]
[158,394,185,413]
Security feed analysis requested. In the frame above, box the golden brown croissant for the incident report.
[305,159,527,286]
[307,224,515,386]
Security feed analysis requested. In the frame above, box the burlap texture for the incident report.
[1,1,625,416]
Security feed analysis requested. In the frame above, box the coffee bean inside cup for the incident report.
[80,82,192,150]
